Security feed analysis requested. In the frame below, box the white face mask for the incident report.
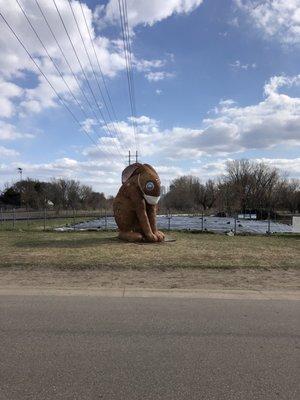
[138,174,161,205]
[143,194,161,205]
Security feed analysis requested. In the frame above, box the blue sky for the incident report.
[0,0,299,194]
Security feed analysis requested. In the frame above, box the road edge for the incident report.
[0,287,299,300]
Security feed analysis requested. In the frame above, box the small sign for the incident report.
[238,214,257,220]
[292,216,300,233]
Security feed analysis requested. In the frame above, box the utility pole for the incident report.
[17,167,23,209]
[17,167,23,182]
[128,150,139,165]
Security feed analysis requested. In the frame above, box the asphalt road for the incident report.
[0,295,299,400]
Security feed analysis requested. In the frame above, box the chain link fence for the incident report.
[0,208,113,231]
[0,208,294,234]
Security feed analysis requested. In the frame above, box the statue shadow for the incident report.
[14,236,123,249]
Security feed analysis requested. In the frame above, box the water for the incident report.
[55,215,292,234]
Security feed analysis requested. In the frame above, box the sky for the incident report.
[0,0,299,195]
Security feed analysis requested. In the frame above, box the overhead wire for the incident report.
[123,0,137,118]
[66,0,126,159]
[123,0,140,157]
[15,0,88,121]
[33,0,108,134]
[16,0,122,162]
[119,0,136,143]
[78,1,127,155]
[34,0,125,164]
[0,10,120,166]
[117,0,139,155]
[51,0,125,160]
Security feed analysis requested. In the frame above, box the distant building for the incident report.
[161,185,167,196]
[238,213,257,220]
[293,216,300,233]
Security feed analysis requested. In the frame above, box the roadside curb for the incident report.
[0,287,299,300]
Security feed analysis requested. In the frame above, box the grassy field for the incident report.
[0,230,299,270]
[0,217,92,231]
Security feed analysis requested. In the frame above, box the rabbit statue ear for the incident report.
[143,164,156,173]
[122,163,143,184]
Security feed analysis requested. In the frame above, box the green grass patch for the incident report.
[0,230,299,270]
[0,217,95,231]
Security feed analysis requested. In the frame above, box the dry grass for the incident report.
[0,217,91,231]
[0,230,299,270]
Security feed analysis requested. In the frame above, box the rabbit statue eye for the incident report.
[145,181,155,191]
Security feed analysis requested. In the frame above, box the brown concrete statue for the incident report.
[113,163,165,242]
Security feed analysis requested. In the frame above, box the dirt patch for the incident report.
[0,267,299,292]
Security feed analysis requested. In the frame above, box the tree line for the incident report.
[161,160,300,216]
[1,160,299,215]
[0,178,112,211]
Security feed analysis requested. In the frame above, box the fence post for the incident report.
[167,209,172,231]
[0,207,3,226]
[201,210,204,232]
[104,207,108,230]
[13,208,15,229]
[44,208,46,231]
[267,210,271,235]
[234,214,237,235]
[73,208,76,230]
[27,209,30,229]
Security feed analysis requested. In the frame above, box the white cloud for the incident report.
[2,155,299,195]
[156,89,162,95]
[0,146,19,158]
[192,157,300,180]
[229,17,239,28]
[0,0,128,118]
[0,80,23,118]
[81,74,300,163]
[198,75,300,153]
[81,118,98,134]
[101,0,204,28]
[0,0,176,124]
[264,75,300,96]
[219,31,228,37]
[134,57,173,83]
[254,157,300,177]
[0,0,125,79]
[2,79,300,194]
[0,157,123,193]
[218,99,236,106]
[235,0,300,45]
[0,122,35,140]
[135,58,166,72]
[145,71,175,82]
[229,60,257,70]
[129,115,157,125]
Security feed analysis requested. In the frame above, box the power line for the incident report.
[118,0,139,153]
[78,1,127,154]
[120,0,137,142]
[67,0,126,160]
[15,0,122,162]
[16,0,88,121]
[51,0,124,160]
[123,0,140,155]
[0,10,120,166]
[123,0,137,117]
[34,0,125,164]
[34,0,107,132]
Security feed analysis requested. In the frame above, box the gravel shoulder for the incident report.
[1,266,299,293]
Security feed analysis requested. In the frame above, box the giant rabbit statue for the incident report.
[113,163,165,242]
